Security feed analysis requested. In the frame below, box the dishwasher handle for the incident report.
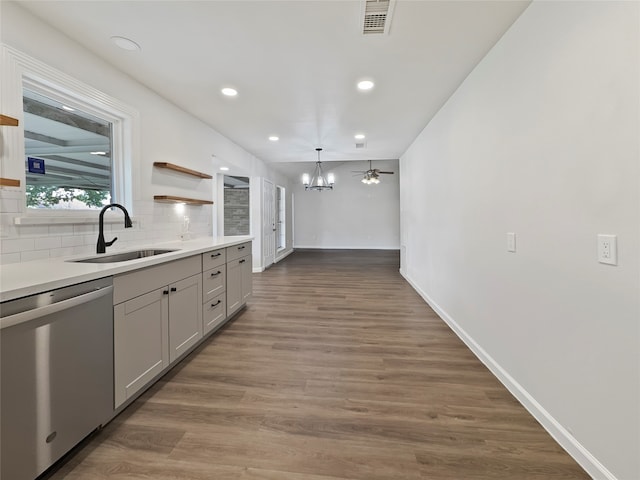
[1,286,113,330]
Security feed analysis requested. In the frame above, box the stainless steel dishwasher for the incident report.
[1,277,114,480]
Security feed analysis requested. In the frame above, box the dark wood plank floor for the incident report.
[47,249,589,479]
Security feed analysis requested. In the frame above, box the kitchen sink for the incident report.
[70,249,178,263]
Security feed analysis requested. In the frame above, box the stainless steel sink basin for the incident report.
[70,249,178,263]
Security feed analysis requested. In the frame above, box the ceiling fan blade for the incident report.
[378,171,394,174]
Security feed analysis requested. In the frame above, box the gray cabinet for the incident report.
[113,244,252,409]
[114,287,169,408]
[168,274,203,363]
[113,256,201,408]
[226,248,252,316]
[203,292,226,334]
[202,247,227,334]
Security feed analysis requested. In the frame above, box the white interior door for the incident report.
[263,179,276,268]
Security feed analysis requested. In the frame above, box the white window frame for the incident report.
[2,45,138,223]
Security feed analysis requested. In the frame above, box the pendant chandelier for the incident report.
[302,148,335,191]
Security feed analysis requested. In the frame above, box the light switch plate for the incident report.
[597,234,617,265]
[506,232,516,253]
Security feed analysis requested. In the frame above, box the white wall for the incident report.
[294,159,400,249]
[400,2,639,479]
[0,1,294,267]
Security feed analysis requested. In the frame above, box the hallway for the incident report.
[48,250,588,479]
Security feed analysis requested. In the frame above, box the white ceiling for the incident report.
[18,0,530,168]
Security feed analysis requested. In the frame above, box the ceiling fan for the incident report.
[352,160,395,184]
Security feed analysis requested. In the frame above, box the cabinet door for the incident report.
[114,288,169,408]
[226,258,242,316]
[203,292,227,334]
[169,274,203,363]
[240,255,253,303]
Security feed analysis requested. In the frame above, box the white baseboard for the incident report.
[275,248,294,263]
[400,270,617,480]
[252,249,294,273]
[293,245,400,250]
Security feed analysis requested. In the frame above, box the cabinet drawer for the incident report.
[202,248,226,271]
[114,255,200,304]
[203,293,226,334]
[226,242,251,262]
[203,266,226,302]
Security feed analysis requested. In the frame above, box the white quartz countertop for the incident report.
[0,236,253,302]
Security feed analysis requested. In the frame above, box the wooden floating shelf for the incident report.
[0,115,19,127]
[0,178,21,187]
[154,195,213,205]
[153,162,212,179]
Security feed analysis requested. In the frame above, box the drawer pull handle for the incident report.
[163,290,169,295]
[170,287,177,292]
[238,246,245,250]
[46,431,57,443]
[211,300,222,307]
[210,271,221,277]
[239,259,246,264]
[211,253,221,258]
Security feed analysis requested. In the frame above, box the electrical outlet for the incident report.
[506,232,516,253]
[597,234,617,265]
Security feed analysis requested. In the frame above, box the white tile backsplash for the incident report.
[16,225,50,237]
[73,224,96,234]
[0,198,20,213]
[60,235,85,247]
[1,253,21,264]
[21,249,50,262]
[34,236,62,250]
[49,225,74,235]
[1,237,35,254]
[0,190,214,264]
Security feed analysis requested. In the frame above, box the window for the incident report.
[3,45,137,216]
[23,87,114,209]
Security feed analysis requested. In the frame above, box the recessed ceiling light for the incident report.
[354,134,366,140]
[110,36,141,51]
[90,151,107,155]
[269,136,279,142]
[220,167,229,171]
[357,80,374,90]
[62,105,75,112]
[221,87,238,97]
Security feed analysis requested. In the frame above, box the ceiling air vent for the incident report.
[361,0,396,35]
